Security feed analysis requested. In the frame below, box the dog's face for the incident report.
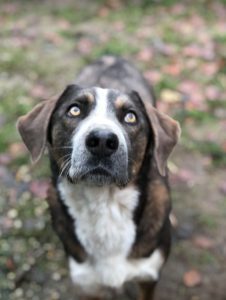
[49,85,150,186]
[17,84,180,186]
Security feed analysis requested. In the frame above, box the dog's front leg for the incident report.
[138,281,156,300]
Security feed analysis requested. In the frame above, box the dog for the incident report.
[17,56,181,300]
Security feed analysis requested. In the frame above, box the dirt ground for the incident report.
[0,1,226,299]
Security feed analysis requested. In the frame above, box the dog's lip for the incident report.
[83,166,112,177]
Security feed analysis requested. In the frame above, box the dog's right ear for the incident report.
[17,84,82,163]
[17,98,59,163]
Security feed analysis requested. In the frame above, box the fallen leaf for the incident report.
[137,48,153,62]
[57,19,70,30]
[156,101,171,114]
[29,180,49,199]
[30,84,48,99]
[15,165,31,182]
[98,7,110,17]
[202,63,218,77]
[170,3,186,15]
[183,43,215,60]
[9,143,26,159]
[152,38,177,56]
[106,0,122,9]
[0,154,12,165]
[6,257,16,271]
[162,63,182,76]
[77,38,93,55]
[179,80,199,95]
[170,169,195,186]
[205,85,220,101]
[45,32,63,45]
[161,89,182,104]
[113,21,124,31]
[144,70,162,85]
[179,81,205,110]
[192,235,215,249]
[183,269,202,287]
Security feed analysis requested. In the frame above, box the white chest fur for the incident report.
[58,179,139,259]
[58,180,164,293]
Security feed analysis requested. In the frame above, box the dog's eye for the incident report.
[67,105,81,117]
[124,112,137,124]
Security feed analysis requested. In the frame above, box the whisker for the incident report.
[57,153,72,166]
[59,159,71,178]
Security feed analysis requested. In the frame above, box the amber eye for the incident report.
[68,105,81,117]
[124,112,137,124]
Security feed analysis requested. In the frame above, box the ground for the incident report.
[0,1,226,299]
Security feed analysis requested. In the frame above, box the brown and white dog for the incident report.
[17,56,180,300]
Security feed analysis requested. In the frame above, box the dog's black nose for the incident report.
[86,130,119,156]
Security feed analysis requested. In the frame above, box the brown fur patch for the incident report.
[114,96,127,109]
[84,92,94,103]
[130,134,148,178]
[138,281,156,300]
[130,167,171,259]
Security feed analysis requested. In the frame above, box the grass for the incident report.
[197,213,218,230]
[91,37,139,59]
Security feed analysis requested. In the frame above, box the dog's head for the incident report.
[17,85,180,187]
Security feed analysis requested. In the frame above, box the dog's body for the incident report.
[17,56,180,300]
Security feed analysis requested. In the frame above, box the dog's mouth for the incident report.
[86,167,111,177]
[68,163,128,187]
[68,165,115,186]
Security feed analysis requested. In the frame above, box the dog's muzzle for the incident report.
[69,126,129,187]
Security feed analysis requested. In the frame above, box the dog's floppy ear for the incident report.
[17,98,58,163]
[145,102,181,176]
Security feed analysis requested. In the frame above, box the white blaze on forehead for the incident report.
[93,87,109,117]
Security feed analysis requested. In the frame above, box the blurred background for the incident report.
[0,0,226,299]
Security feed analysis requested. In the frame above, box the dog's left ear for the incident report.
[145,102,181,176]
[17,98,58,163]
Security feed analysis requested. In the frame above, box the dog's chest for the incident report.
[58,180,139,258]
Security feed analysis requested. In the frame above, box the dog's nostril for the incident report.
[86,136,99,148]
[86,130,119,156]
[106,134,118,150]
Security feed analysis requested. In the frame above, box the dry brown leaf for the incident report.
[45,32,63,45]
[9,143,26,158]
[29,180,49,199]
[183,269,202,287]
[192,235,215,249]
[161,89,181,104]
[162,63,182,76]
[30,84,48,99]
[77,38,93,55]
[0,154,12,165]
[137,48,153,62]
[144,70,162,85]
